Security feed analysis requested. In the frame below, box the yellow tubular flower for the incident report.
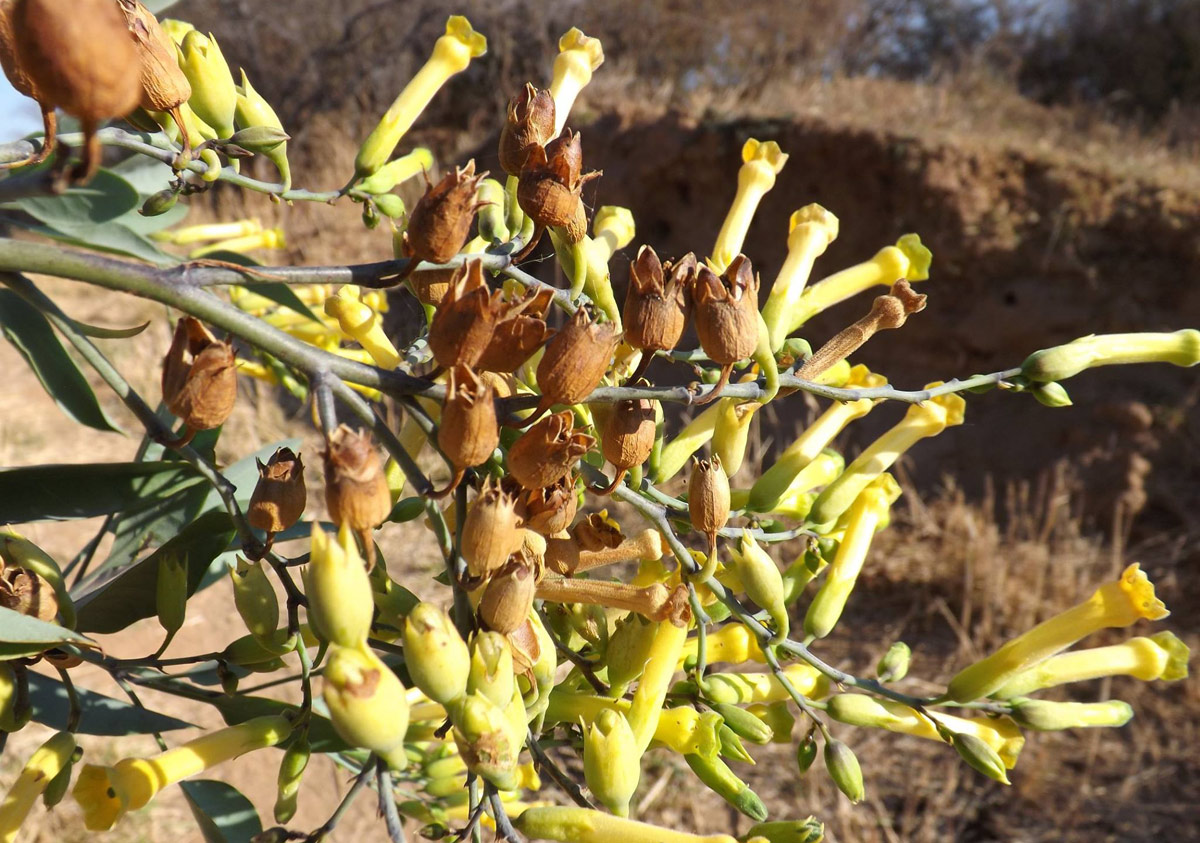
[593,206,636,260]
[946,563,1170,703]
[803,474,902,640]
[712,394,761,477]
[710,140,789,274]
[547,229,621,322]
[698,664,829,706]
[549,28,605,136]
[179,31,238,138]
[516,806,738,843]
[189,227,286,259]
[992,631,1189,699]
[787,233,932,335]
[653,402,723,483]
[357,147,435,195]
[302,523,375,647]
[355,16,487,179]
[324,285,402,369]
[235,70,292,190]
[1021,330,1200,383]
[0,732,76,842]
[74,716,290,831]
[826,694,1023,769]
[748,366,885,512]
[1009,698,1134,731]
[626,618,689,752]
[153,219,262,245]
[583,708,640,816]
[809,387,965,525]
[680,622,766,668]
[543,694,716,756]
[761,205,840,351]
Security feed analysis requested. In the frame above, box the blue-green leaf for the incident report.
[0,606,90,658]
[28,671,193,735]
[0,288,123,433]
[181,780,263,843]
[0,461,201,522]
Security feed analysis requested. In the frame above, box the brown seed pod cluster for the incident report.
[400,160,487,274]
[690,254,761,403]
[161,316,238,438]
[428,260,507,369]
[324,425,392,568]
[516,130,601,257]
[529,305,619,422]
[476,286,555,374]
[507,411,595,491]
[624,247,696,356]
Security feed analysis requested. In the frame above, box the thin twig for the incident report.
[525,728,598,810]
[376,758,407,843]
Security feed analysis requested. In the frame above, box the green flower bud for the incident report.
[361,201,380,230]
[273,735,310,823]
[323,643,410,770]
[41,743,82,808]
[372,193,407,220]
[0,662,31,733]
[949,731,1010,785]
[1021,330,1200,383]
[234,69,291,189]
[358,148,434,195]
[876,641,911,682]
[583,708,641,816]
[230,557,279,642]
[684,752,767,821]
[403,603,470,706]
[795,734,818,775]
[476,177,510,243]
[823,739,864,802]
[604,612,657,695]
[713,702,773,745]
[139,188,179,217]
[468,631,515,708]
[745,818,825,843]
[155,552,188,638]
[1030,380,1072,408]
[225,125,290,154]
[302,524,374,647]
[717,724,755,763]
[1008,698,1134,732]
[179,31,237,137]
[451,692,520,791]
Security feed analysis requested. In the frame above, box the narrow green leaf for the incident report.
[0,606,89,658]
[389,496,425,523]
[66,317,151,339]
[27,672,193,735]
[181,780,263,843]
[0,289,123,433]
[0,462,200,522]
[73,511,236,633]
[4,168,140,224]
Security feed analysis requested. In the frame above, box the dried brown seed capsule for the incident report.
[625,247,695,354]
[409,267,456,306]
[116,0,193,156]
[324,425,392,568]
[432,366,499,498]
[477,553,538,634]
[596,395,658,495]
[691,254,761,404]
[461,480,525,581]
[476,286,555,374]
[520,475,578,536]
[514,130,601,260]
[248,447,306,535]
[0,0,57,169]
[689,455,730,572]
[506,617,542,679]
[161,316,238,435]
[498,83,556,176]
[507,411,595,490]
[13,0,141,182]
[530,306,619,422]
[0,567,57,622]
[401,160,488,273]
[573,512,625,553]
[428,260,507,369]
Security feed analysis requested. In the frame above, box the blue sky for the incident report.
[1,75,41,137]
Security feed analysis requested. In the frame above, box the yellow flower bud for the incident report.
[823,739,864,803]
[468,630,515,708]
[727,532,788,641]
[627,618,689,753]
[680,621,765,669]
[355,16,486,179]
[950,731,1009,785]
[516,806,739,843]
[876,641,912,682]
[1009,698,1134,731]
[746,701,795,744]
[804,474,902,639]
[302,523,374,647]
[188,226,287,259]
[605,612,657,695]
[992,631,1189,698]
[452,691,521,790]
[1021,330,1200,383]
[155,552,187,639]
[713,702,773,745]
[234,69,291,189]
[323,643,410,770]
[583,708,640,816]
[787,233,932,334]
[230,556,279,642]
[357,147,434,195]
[178,30,237,138]
[0,732,76,841]
[744,818,825,843]
[549,28,604,136]
[324,285,402,369]
[273,735,309,823]
[685,751,767,821]
[761,204,840,351]
[696,664,828,706]
[809,387,964,525]
[712,395,761,477]
[73,716,290,830]
[154,218,261,245]
[0,663,30,734]
[655,402,723,483]
[710,139,788,273]
[946,563,1169,703]
[403,602,471,706]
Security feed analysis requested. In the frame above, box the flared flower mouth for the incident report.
[1101,563,1169,624]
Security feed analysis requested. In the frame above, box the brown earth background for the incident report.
[2,1,1199,842]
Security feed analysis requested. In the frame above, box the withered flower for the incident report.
[409,267,456,307]
[514,130,601,259]
[432,366,499,498]
[691,254,761,404]
[596,395,657,495]
[324,425,391,568]
[428,260,507,369]
[247,447,306,537]
[689,455,730,575]
[520,475,578,536]
[0,0,56,169]
[573,512,625,553]
[498,83,556,176]
[506,617,542,678]
[461,480,525,580]
[12,0,142,183]
[536,578,691,627]
[624,248,695,382]
[530,305,619,422]
[117,0,193,157]
[507,411,595,490]
[477,552,538,634]
[476,286,555,374]
[0,566,58,623]
[161,316,237,438]
[400,159,488,275]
